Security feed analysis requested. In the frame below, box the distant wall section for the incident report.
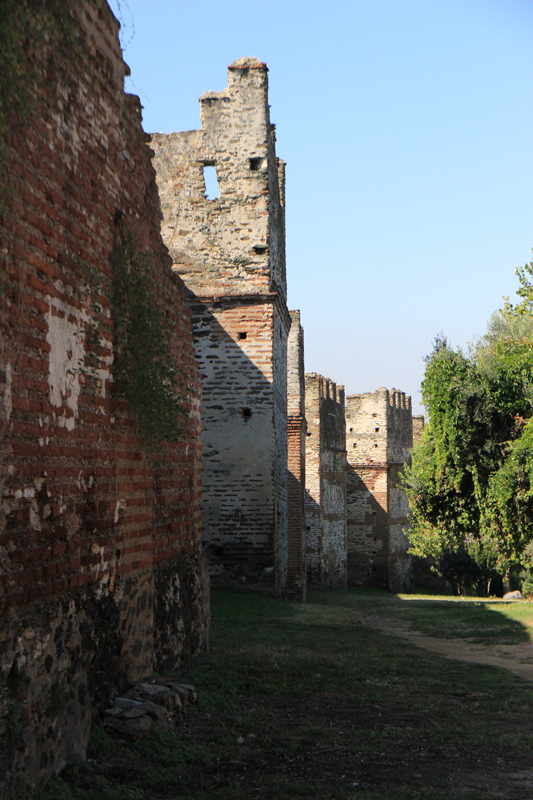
[346,389,413,592]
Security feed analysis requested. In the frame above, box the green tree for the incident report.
[405,254,533,593]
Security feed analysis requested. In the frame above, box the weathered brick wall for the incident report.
[304,374,347,589]
[287,311,306,601]
[151,59,290,595]
[346,389,413,591]
[0,3,208,795]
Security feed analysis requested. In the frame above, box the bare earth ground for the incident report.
[366,614,533,682]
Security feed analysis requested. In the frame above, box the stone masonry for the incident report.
[346,389,413,592]
[286,311,307,601]
[0,3,209,796]
[151,59,291,596]
[305,374,347,589]
[412,414,425,445]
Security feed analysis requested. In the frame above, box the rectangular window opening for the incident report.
[202,163,219,200]
[249,157,263,171]
[253,245,268,255]
[238,332,247,340]
[242,408,252,420]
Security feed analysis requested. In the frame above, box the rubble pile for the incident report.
[103,679,197,737]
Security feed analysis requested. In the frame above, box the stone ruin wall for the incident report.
[151,59,290,595]
[286,311,307,601]
[0,3,209,795]
[412,414,425,445]
[304,375,347,590]
[346,389,413,591]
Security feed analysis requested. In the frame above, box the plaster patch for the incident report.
[46,303,86,430]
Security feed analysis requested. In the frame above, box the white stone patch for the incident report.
[46,302,86,431]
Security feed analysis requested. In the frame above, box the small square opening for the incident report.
[242,408,252,420]
[238,332,247,340]
[249,157,262,171]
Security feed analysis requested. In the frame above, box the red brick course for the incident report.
[0,2,209,795]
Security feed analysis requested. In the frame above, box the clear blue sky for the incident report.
[109,0,533,415]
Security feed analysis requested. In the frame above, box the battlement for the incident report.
[345,388,413,592]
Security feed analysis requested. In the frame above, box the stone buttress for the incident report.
[151,58,292,596]
[286,311,307,600]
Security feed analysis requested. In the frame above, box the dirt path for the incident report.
[365,615,533,681]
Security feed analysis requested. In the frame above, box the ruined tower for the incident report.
[304,374,348,589]
[345,389,413,592]
[151,58,291,595]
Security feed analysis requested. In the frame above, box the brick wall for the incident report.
[151,59,290,595]
[346,389,413,591]
[287,311,306,601]
[0,3,209,795]
[304,374,347,589]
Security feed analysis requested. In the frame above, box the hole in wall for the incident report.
[249,157,263,171]
[253,245,268,255]
[238,332,247,340]
[349,427,353,432]
[374,443,378,447]
[242,408,252,420]
[353,443,357,448]
[375,427,379,432]
[202,163,219,200]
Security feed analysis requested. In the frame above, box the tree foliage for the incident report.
[404,254,533,593]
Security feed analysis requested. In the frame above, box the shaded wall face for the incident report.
[387,402,413,592]
[192,302,277,585]
[0,3,208,795]
[305,376,347,590]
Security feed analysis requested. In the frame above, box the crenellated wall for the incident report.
[151,59,291,595]
[346,389,413,592]
[304,374,347,589]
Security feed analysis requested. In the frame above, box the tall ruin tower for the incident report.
[151,58,291,595]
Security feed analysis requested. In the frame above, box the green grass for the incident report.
[313,586,533,644]
[39,588,533,800]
